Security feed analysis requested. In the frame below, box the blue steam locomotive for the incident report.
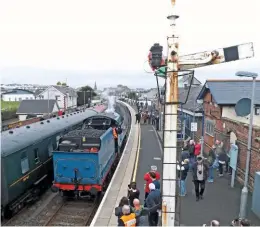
[51,107,129,198]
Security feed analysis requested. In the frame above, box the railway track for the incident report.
[45,197,101,226]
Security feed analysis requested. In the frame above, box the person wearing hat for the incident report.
[145,183,161,226]
[144,166,160,200]
[192,156,209,201]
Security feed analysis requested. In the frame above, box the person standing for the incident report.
[192,156,208,201]
[188,140,195,170]
[135,112,141,124]
[207,145,216,183]
[115,197,132,225]
[149,172,160,190]
[128,182,140,207]
[144,166,160,200]
[132,199,149,226]
[194,140,201,157]
[181,147,190,162]
[177,159,189,196]
[215,140,227,177]
[118,205,137,226]
[145,183,161,226]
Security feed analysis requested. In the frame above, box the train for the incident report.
[51,103,130,199]
[1,104,106,220]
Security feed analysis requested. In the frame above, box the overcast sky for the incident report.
[0,0,259,89]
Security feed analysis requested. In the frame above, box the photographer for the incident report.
[128,182,140,207]
[192,156,208,201]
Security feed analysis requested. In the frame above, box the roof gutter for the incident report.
[177,108,203,117]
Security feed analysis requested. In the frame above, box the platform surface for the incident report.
[156,130,260,226]
[134,124,163,225]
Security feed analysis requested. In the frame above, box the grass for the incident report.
[1,101,20,111]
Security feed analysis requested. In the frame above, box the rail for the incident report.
[44,197,101,226]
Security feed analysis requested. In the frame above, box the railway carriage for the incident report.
[1,106,106,219]
[51,107,129,198]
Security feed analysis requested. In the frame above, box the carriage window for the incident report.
[21,152,29,174]
[48,143,54,157]
[34,148,40,164]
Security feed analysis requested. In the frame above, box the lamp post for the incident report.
[235,71,258,219]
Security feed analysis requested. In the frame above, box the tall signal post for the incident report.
[162,0,179,226]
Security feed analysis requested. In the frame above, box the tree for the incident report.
[128,92,137,100]
[77,85,97,106]
[56,81,61,85]
[61,82,67,86]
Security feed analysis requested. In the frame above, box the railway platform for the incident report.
[156,130,260,226]
[90,102,140,226]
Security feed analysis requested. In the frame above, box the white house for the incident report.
[16,100,60,121]
[35,85,77,110]
[1,89,35,101]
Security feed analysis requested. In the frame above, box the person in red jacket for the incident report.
[144,166,160,199]
[194,140,201,157]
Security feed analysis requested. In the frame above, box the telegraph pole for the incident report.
[162,0,179,226]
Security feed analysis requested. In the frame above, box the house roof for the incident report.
[197,80,260,105]
[16,100,59,114]
[34,89,45,96]
[53,85,78,97]
[2,89,34,95]
[179,85,203,111]
[35,85,78,97]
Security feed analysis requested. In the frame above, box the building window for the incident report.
[206,119,215,136]
[34,148,40,164]
[21,152,29,174]
[55,95,60,101]
[255,107,260,116]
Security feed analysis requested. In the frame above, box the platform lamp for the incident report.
[235,71,258,219]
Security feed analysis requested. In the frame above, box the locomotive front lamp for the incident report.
[149,43,163,69]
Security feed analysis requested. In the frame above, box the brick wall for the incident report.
[202,91,223,152]
[215,118,260,190]
[201,90,260,190]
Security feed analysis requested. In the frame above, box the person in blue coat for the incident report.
[145,183,161,226]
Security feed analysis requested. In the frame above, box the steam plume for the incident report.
[101,90,116,113]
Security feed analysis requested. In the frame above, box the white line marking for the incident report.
[154,157,161,160]
[152,126,163,154]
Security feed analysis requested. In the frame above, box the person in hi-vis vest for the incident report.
[118,205,136,226]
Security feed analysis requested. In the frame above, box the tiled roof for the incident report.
[179,85,203,111]
[17,100,59,114]
[197,80,260,105]
[53,85,78,97]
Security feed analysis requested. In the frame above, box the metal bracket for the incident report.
[154,69,195,105]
